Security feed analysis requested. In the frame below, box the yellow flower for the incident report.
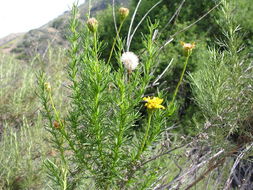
[143,96,165,110]
[180,41,195,56]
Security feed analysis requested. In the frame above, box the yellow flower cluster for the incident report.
[143,97,165,110]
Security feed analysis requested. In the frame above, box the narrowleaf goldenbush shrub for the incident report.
[190,0,253,149]
[37,4,196,190]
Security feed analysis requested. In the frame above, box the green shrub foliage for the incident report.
[190,0,253,147]
[37,4,190,189]
[35,0,253,189]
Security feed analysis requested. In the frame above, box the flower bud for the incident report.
[121,52,139,73]
[119,7,129,21]
[87,18,98,33]
[180,41,195,57]
[44,82,51,92]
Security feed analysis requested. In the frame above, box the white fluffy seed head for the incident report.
[121,52,139,72]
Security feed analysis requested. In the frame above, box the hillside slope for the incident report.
[0,0,128,59]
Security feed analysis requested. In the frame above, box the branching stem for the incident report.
[107,19,125,65]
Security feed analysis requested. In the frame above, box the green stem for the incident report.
[94,32,98,62]
[112,102,125,163]
[122,112,153,188]
[49,93,92,171]
[95,93,103,157]
[62,168,68,190]
[92,31,106,168]
[171,54,190,105]
[47,91,70,189]
[106,19,125,65]
[135,111,153,160]
[48,93,67,164]
[49,93,60,122]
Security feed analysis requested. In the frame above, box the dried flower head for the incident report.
[119,7,129,21]
[87,18,98,33]
[44,82,51,92]
[143,97,165,110]
[121,52,139,73]
[53,121,61,129]
[180,41,196,56]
